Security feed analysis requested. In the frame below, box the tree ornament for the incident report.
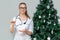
[43,15,46,18]
[51,30,53,34]
[39,15,41,19]
[33,37,36,40]
[43,19,46,23]
[47,5,50,9]
[37,26,39,30]
[47,36,51,40]
[47,21,51,25]
[53,23,56,26]
[49,13,51,16]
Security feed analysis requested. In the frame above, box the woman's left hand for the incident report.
[18,29,32,35]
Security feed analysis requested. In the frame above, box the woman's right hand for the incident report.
[10,20,15,33]
[10,20,15,24]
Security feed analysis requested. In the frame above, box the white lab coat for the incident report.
[12,16,34,40]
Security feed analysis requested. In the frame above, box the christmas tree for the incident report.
[31,0,60,40]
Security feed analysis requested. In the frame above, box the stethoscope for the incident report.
[15,15,28,26]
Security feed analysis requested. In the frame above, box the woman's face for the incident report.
[19,4,27,14]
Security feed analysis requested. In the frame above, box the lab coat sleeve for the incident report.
[28,19,34,33]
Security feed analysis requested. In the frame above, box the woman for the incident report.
[10,2,34,40]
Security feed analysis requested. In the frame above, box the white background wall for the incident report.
[0,0,60,40]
